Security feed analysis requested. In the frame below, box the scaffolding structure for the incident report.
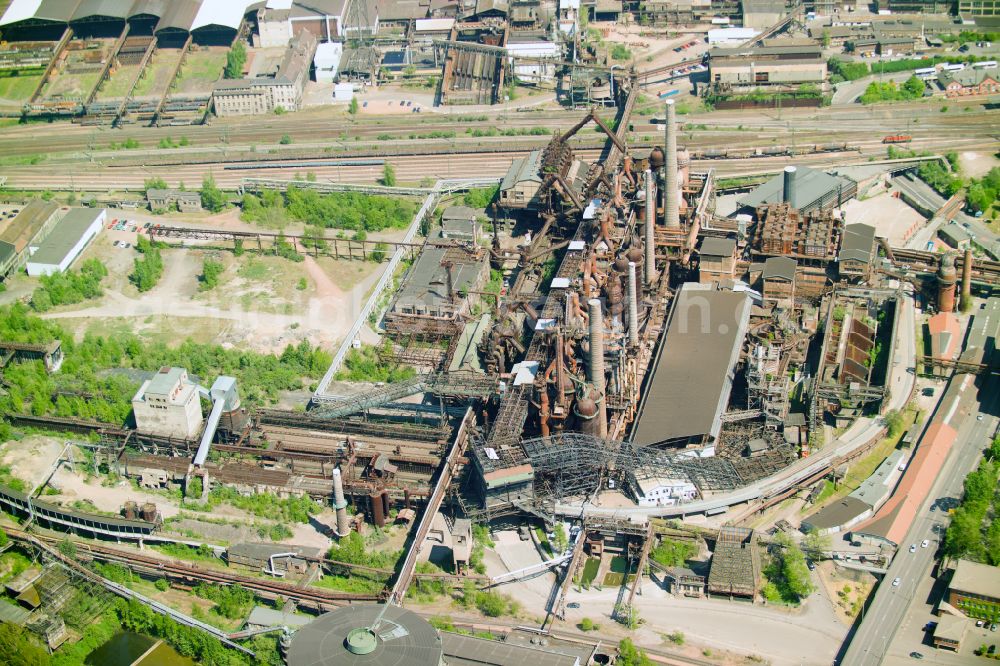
[746,343,790,428]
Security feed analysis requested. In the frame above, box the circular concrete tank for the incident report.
[287,604,443,666]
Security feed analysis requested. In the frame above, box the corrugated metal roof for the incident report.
[155,0,202,32]
[839,223,875,264]
[26,207,102,267]
[700,236,736,258]
[191,0,250,30]
[738,165,850,211]
[72,0,133,21]
[631,285,751,445]
[442,632,580,666]
[0,0,44,26]
[951,559,1000,600]
[35,0,83,22]
[763,255,796,281]
[0,200,60,254]
[130,0,169,19]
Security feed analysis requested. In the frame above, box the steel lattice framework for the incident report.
[519,432,748,512]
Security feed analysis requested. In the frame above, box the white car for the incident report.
[921,539,929,548]
[909,544,917,553]
[892,577,901,587]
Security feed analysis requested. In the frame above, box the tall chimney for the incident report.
[588,298,607,437]
[644,168,656,285]
[783,166,797,205]
[332,468,349,536]
[937,253,958,313]
[627,261,639,348]
[664,99,680,229]
[962,247,973,305]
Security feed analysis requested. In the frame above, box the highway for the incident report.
[556,288,917,520]
[839,371,1000,665]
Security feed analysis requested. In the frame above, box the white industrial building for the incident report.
[633,473,698,507]
[508,40,561,84]
[314,41,343,82]
[25,208,105,277]
[255,0,349,47]
[132,367,205,440]
[707,27,759,45]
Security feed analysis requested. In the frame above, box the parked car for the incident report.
[122,243,131,249]
[909,544,917,553]
[892,577,901,587]
[113,240,119,247]
[567,602,580,609]
[991,623,997,632]
[977,620,985,628]
[921,539,929,548]
[909,653,923,660]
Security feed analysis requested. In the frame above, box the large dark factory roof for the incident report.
[287,605,443,666]
[630,284,752,446]
[738,165,853,212]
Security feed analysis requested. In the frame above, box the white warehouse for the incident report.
[25,208,106,277]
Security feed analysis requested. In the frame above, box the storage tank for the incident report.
[122,500,138,520]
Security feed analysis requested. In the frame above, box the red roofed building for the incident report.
[851,421,957,548]
[926,312,962,361]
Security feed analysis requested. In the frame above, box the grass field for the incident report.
[172,49,226,95]
[580,558,600,588]
[132,49,184,98]
[0,72,43,104]
[99,63,143,99]
[42,68,101,100]
[806,409,916,512]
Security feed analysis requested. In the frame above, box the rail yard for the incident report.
[0,2,998,666]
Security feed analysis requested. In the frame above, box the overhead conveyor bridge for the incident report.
[310,372,498,419]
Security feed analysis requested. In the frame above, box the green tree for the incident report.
[0,622,50,666]
[764,532,814,603]
[801,526,831,561]
[348,97,359,115]
[225,41,247,79]
[579,617,595,631]
[200,174,227,212]
[144,177,168,194]
[279,134,292,145]
[476,591,508,617]
[552,523,569,554]
[381,163,397,187]
[902,75,925,98]
[199,258,224,291]
[616,638,654,666]
[883,409,905,438]
[57,539,76,558]
[186,477,203,499]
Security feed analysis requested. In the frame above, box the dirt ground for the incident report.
[47,466,184,518]
[0,435,67,489]
[28,219,384,354]
[843,191,927,245]
[958,150,1000,179]
[814,560,874,626]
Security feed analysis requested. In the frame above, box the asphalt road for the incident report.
[839,373,1000,665]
